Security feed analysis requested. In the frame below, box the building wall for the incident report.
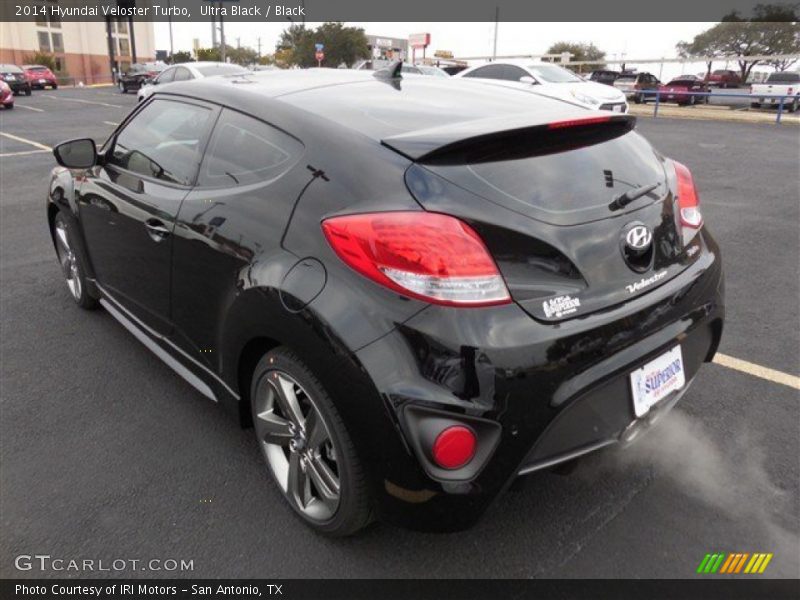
[0,19,155,84]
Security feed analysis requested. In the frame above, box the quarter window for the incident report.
[463,64,509,80]
[198,109,303,187]
[108,99,212,186]
[172,67,192,82]
[155,68,175,84]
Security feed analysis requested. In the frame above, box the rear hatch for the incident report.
[386,114,693,322]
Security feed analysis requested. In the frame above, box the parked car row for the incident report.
[0,63,60,108]
[590,68,743,89]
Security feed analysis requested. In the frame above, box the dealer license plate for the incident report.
[630,346,685,417]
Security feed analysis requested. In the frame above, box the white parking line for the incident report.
[15,104,44,112]
[103,121,119,126]
[0,131,52,151]
[0,149,49,157]
[41,95,123,109]
[713,353,800,390]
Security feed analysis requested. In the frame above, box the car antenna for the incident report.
[373,60,403,80]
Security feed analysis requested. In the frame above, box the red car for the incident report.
[23,64,58,89]
[704,69,741,88]
[658,75,709,106]
[0,80,13,109]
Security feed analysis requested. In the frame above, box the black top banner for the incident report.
[0,0,787,22]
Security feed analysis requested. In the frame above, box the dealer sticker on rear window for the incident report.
[630,345,685,417]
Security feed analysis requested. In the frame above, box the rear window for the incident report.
[426,131,666,226]
[196,64,247,77]
[25,66,48,71]
[616,76,636,82]
[766,72,800,83]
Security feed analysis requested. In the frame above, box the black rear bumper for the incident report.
[349,229,724,532]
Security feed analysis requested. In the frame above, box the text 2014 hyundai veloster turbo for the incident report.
[47,65,724,535]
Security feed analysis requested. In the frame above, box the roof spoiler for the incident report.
[382,112,636,165]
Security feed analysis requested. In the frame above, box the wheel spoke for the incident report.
[304,408,329,449]
[55,224,70,251]
[256,410,293,446]
[274,374,305,427]
[287,452,308,508]
[306,455,340,510]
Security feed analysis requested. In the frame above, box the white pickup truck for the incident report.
[750,72,800,112]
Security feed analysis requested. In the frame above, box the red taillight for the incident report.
[673,161,702,229]
[548,115,611,129]
[321,212,510,307]
[431,426,477,469]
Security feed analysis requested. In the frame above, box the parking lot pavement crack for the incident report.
[538,470,655,576]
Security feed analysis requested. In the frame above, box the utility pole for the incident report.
[218,1,226,62]
[211,16,217,49]
[492,6,499,61]
[237,37,241,49]
[257,37,262,58]
[167,0,174,57]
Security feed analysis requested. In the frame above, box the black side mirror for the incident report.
[53,138,97,169]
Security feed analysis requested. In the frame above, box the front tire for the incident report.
[119,81,127,94]
[751,102,761,109]
[53,213,98,310]
[24,86,31,96]
[250,347,372,536]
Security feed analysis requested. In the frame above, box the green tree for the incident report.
[21,52,57,72]
[544,42,606,72]
[676,4,800,81]
[168,50,193,64]
[277,22,369,68]
[227,46,259,66]
[195,47,221,62]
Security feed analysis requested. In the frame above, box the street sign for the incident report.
[315,43,324,52]
[409,33,431,49]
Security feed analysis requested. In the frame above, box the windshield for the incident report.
[526,64,583,83]
[196,64,248,77]
[24,65,49,71]
[766,72,800,83]
[0,65,23,73]
[417,66,449,77]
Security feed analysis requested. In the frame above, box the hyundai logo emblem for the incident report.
[625,225,652,251]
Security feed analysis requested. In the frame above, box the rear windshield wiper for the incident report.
[610,181,660,210]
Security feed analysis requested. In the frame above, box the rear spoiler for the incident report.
[382,112,636,165]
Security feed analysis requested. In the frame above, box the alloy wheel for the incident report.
[253,369,341,522]
[54,219,82,301]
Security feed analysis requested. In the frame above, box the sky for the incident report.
[153,21,730,80]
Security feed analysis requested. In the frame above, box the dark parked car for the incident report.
[704,69,742,88]
[0,64,32,96]
[23,64,58,89]
[588,69,620,85]
[46,67,724,535]
[0,80,13,109]
[118,62,166,93]
[658,76,709,105]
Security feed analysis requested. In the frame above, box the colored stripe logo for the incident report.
[697,552,773,574]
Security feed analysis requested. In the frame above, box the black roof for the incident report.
[159,69,593,145]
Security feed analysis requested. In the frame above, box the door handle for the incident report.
[145,218,171,242]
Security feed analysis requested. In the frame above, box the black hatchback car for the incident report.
[0,64,32,95]
[47,66,724,535]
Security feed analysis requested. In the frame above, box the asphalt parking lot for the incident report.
[1,87,798,579]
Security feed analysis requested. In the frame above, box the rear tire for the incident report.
[25,87,31,96]
[53,212,98,310]
[788,98,798,113]
[5,103,13,109]
[250,347,372,536]
[119,82,127,94]
[52,83,58,90]
[750,102,761,109]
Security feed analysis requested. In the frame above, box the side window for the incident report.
[156,68,174,84]
[463,64,507,80]
[108,99,213,186]
[504,65,529,82]
[173,67,192,82]
[198,109,303,188]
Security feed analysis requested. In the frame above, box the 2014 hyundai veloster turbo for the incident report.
[46,67,724,535]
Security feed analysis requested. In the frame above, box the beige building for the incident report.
[1,13,155,84]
